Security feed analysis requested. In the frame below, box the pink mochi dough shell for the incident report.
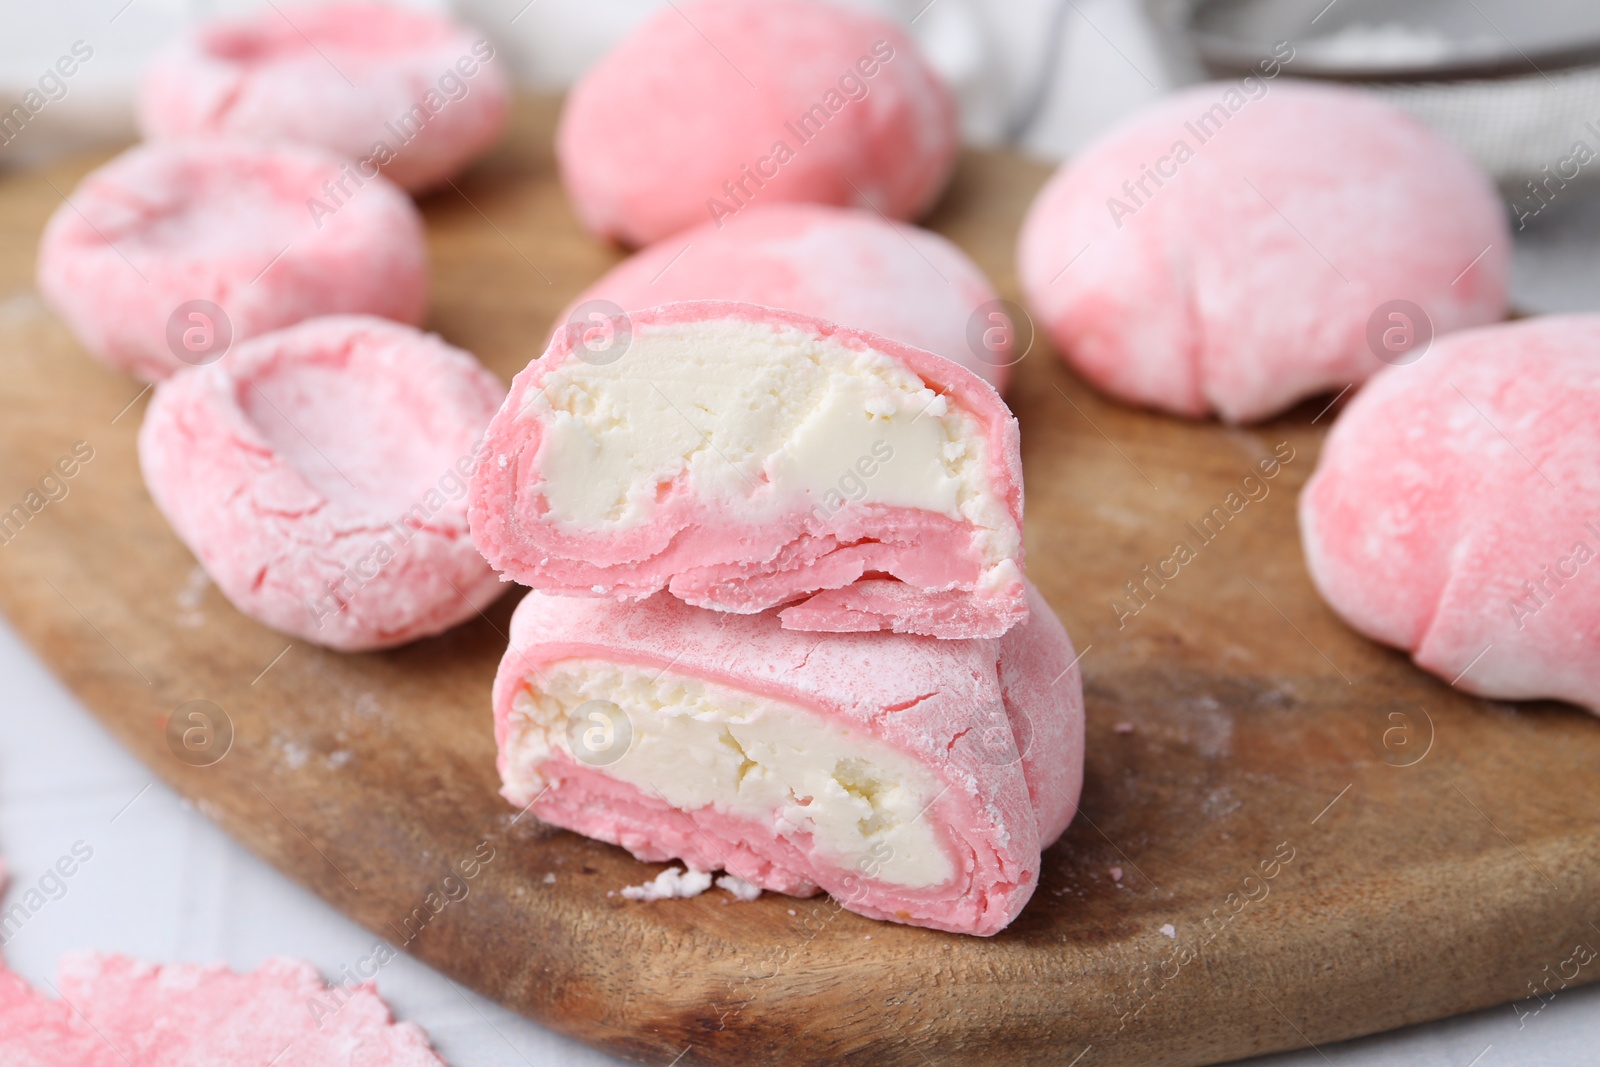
[138,2,510,192]
[0,953,443,1066]
[557,0,959,247]
[561,202,1016,393]
[1017,80,1510,423]
[138,315,506,652]
[492,581,1086,936]
[468,300,1028,640]
[36,139,428,383]
[1300,315,1600,715]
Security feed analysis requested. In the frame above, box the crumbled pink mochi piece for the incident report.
[0,953,444,1066]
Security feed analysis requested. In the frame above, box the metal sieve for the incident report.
[1145,0,1600,310]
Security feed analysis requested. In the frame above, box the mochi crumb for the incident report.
[716,874,762,902]
[621,866,713,901]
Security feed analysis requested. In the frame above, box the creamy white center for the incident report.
[526,318,1016,563]
[505,659,955,889]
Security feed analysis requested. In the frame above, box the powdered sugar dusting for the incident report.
[175,565,210,627]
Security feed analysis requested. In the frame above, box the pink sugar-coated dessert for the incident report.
[493,581,1085,936]
[557,0,958,247]
[1017,79,1509,423]
[0,954,442,1065]
[469,301,1027,640]
[36,140,427,383]
[138,3,509,192]
[561,202,1017,393]
[139,316,506,652]
[1301,316,1600,715]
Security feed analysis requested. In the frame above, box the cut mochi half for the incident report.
[469,301,1027,639]
[492,581,1086,936]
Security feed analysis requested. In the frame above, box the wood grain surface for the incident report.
[0,96,1597,1067]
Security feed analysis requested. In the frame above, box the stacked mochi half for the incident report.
[473,302,1085,936]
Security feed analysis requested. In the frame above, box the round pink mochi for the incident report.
[138,3,510,192]
[138,316,506,652]
[37,140,427,383]
[1017,80,1510,423]
[1301,316,1600,716]
[563,203,1016,392]
[557,0,958,247]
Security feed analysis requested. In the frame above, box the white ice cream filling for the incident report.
[505,659,956,890]
[525,317,1018,566]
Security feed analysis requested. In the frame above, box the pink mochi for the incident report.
[138,3,510,192]
[139,315,505,652]
[37,140,427,383]
[468,301,1028,640]
[1301,316,1600,715]
[493,581,1085,936]
[562,202,1017,393]
[1017,80,1510,423]
[557,0,958,247]
[0,954,442,1066]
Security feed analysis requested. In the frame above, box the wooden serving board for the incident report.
[1,97,1597,1067]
